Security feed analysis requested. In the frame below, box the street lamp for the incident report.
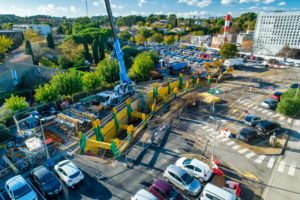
[39,119,52,166]
[209,116,221,162]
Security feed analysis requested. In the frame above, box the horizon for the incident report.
[0,0,299,18]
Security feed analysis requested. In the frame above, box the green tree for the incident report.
[25,40,35,63]
[118,31,131,41]
[138,28,152,38]
[132,52,154,80]
[277,89,300,116]
[98,37,105,61]
[122,46,141,68]
[58,56,71,69]
[34,83,59,104]
[152,33,164,43]
[137,21,144,27]
[145,51,159,63]
[96,59,119,83]
[2,95,29,113]
[92,39,100,64]
[39,57,58,68]
[46,33,55,49]
[0,35,12,61]
[23,28,43,42]
[83,72,103,90]
[1,23,13,30]
[135,34,146,45]
[50,71,83,96]
[164,35,175,45]
[0,123,11,143]
[219,43,238,59]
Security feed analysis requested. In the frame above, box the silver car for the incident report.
[163,164,201,196]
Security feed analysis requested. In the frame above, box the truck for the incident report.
[96,90,132,108]
[167,61,190,75]
[224,58,244,68]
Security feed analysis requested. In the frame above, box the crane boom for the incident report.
[104,0,130,84]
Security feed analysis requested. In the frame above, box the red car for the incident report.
[271,92,283,101]
[149,179,184,200]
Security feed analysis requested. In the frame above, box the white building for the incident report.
[253,11,300,56]
[13,24,51,35]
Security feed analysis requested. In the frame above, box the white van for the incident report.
[200,183,236,200]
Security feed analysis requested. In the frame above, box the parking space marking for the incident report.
[202,125,210,130]
[279,116,285,121]
[238,148,248,154]
[273,114,280,118]
[257,108,263,111]
[267,112,273,116]
[245,152,256,159]
[26,179,47,200]
[221,138,230,142]
[226,141,235,146]
[261,110,268,113]
[267,156,276,168]
[278,161,286,173]
[252,106,258,109]
[288,162,297,176]
[287,118,292,123]
[255,155,266,164]
[232,145,241,150]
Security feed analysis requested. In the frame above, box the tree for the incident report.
[145,51,159,63]
[2,95,29,113]
[60,39,83,61]
[39,57,58,68]
[0,35,12,61]
[193,30,205,36]
[118,31,131,41]
[23,28,43,42]
[137,21,144,27]
[164,35,175,45]
[132,52,154,80]
[50,71,83,96]
[1,23,13,30]
[98,37,105,61]
[46,33,55,49]
[92,39,100,64]
[135,34,146,45]
[83,72,103,90]
[96,59,119,83]
[0,123,11,143]
[34,83,59,104]
[122,45,141,68]
[58,56,71,69]
[138,28,152,38]
[277,44,297,59]
[277,88,300,116]
[153,33,164,43]
[25,40,35,63]
[219,43,238,59]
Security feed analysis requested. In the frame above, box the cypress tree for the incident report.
[46,33,55,49]
[92,39,99,64]
[98,37,105,61]
[25,40,35,63]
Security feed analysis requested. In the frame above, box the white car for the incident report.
[200,183,236,200]
[131,189,158,200]
[5,175,37,200]
[54,160,84,187]
[176,157,213,182]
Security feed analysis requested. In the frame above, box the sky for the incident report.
[0,0,299,18]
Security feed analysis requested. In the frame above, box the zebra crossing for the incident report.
[236,98,295,125]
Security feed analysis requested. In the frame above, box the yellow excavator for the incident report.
[203,60,233,82]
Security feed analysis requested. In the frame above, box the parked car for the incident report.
[290,83,300,89]
[256,121,281,136]
[149,179,184,200]
[200,183,236,200]
[271,92,283,101]
[175,157,212,182]
[31,166,62,197]
[54,160,84,187]
[163,164,201,196]
[243,115,261,127]
[237,127,257,143]
[261,98,278,109]
[131,189,158,200]
[5,175,37,200]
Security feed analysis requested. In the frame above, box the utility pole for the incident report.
[209,116,221,162]
[85,0,89,17]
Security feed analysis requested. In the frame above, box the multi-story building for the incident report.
[13,24,51,35]
[236,29,254,52]
[253,11,300,56]
[211,34,237,48]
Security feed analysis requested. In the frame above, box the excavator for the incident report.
[203,60,233,82]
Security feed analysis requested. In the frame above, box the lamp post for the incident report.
[39,119,52,166]
[209,116,221,162]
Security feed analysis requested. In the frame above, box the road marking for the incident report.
[267,156,276,168]
[27,179,47,200]
[288,162,297,176]
[216,135,224,139]
[221,138,230,142]
[273,114,280,117]
[277,161,286,173]
[295,120,300,126]
[227,141,235,146]
[245,152,256,159]
[255,155,266,164]
[202,126,210,130]
[207,128,214,132]
[267,112,273,116]
[238,148,248,154]
[253,106,258,109]
[279,116,285,121]
[232,145,241,150]
[261,110,268,113]
[257,108,262,111]
[244,102,250,105]
[287,118,292,123]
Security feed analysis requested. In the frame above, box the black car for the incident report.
[31,166,62,197]
[243,115,261,127]
[237,127,257,143]
[290,83,300,89]
[256,121,281,136]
